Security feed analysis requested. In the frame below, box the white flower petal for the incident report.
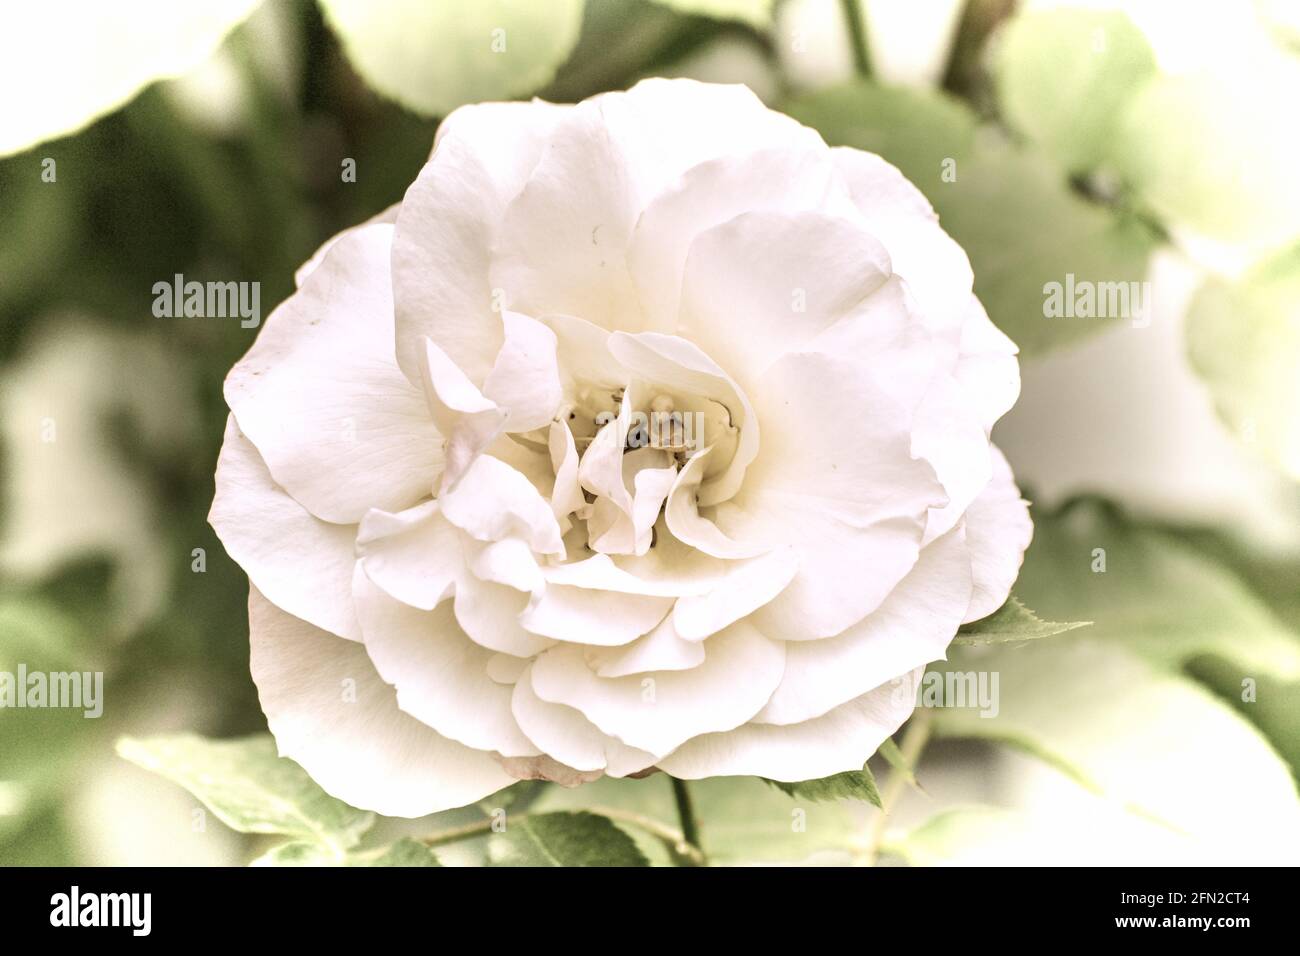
[671,546,799,642]
[664,451,768,559]
[657,668,923,781]
[353,568,538,757]
[393,99,570,386]
[628,143,846,331]
[249,587,513,816]
[419,336,506,494]
[512,667,658,775]
[677,210,891,391]
[520,583,673,647]
[591,615,706,678]
[482,312,564,432]
[529,620,786,756]
[962,445,1033,623]
[754,527,972,725]
[913,374,994,544]
[831,147,973,339]
[954,296,1021,433]
[439,454,564,556]
[727,352,946,639]
[225,224,442,523]
[452,574,554,658]
[210,416,362,642]
[355,499,459,610]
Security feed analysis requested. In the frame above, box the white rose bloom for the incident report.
[210,79,1030,816]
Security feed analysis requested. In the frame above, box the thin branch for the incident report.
[862,711,933,865]
[669,776,707,866]
[840,0,873,79]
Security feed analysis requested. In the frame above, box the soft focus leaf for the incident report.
[116,734,374,849]
[0,0,263,157]
[536,774,859,864]
[764,765,881,807]
[994,8,1155,174]
[1015,499,1300,679]
[929,637,1300,851]
[251,837,441,867]
[1113,70,1300,252]
[647,0,774,29]
[1186,243,1300,480]
[488,811,649,866]
[954,595,1089,645]
[319,0,585,117]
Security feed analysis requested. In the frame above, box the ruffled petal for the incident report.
[225,224,442,524]
[249,588,513,816]
[528,620,786,756]
[962,445,1033,623]
[210,416,361,641]
[657,667,923,781]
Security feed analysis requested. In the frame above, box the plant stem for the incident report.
[862,712,933,865]
[669,776,707,865]
[840,0,873,79]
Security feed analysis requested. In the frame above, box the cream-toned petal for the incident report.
[482,312,564,433]
[226,224,442,524]
[511,668,658,775]
[392,99,570,387]
[657,668,924,782]
[753,527,971,725]
[418,336,506,494]
[249,588,513,817]
[355,499,459,610]
[439,453,565,556]
[353,567,538,757]
[591,615,706,677]
[962,445,1033,623]
[210,416,361,641]
[528,620,786,756]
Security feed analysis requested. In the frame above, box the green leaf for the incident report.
[785,83,978,193]
[930,137,1156,357]
[994,8,1156,174]
[1113,71,1300,250]
[488,811,649,866]
[1186,243,1300,480]
[319,0,585,118]
[784,82,1155,357]
[252,837,441,867]
[0,0,262,157]
[877,737,919,790]
[116,734,374,850]
[929,637,1300,842]
[1014,499,1300,679]
[646,0,774,29]
[954,595,1090,645]
[535,774,859,864]
[764,764,881,807]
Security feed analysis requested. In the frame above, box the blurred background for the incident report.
[2,0,1299,865]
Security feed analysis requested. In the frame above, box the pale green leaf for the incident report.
[764,765,881,807]
[319,0,585,118]
[535,774,859,865]
[252,837,440,867]
[929,637,1300,844]
[1186,243,1300,481]
[954,595,1090,645]
[994,8,1155,173]
[876,737,919,790]
[647,0,774,29]
[0,0,263,157]
[1014,499,1300,679]
[488,811,649,866]
[116,734,374,850]
[1113,71,1300,250]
